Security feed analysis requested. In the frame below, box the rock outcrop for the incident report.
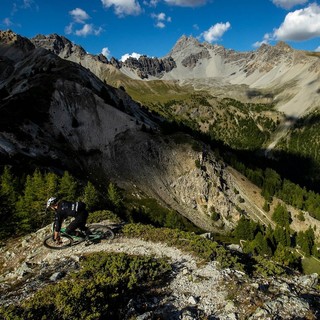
[31,33,87,59]
[122,55,176,78]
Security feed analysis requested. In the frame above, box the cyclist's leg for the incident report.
[65,219,78,236]
[66,211,89,236]
[80,210,92,236]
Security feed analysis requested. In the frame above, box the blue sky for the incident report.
[1,0,320,60]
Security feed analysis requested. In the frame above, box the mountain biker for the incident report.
[46,197,90,244]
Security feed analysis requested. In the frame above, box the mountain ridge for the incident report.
[29,32,320,119]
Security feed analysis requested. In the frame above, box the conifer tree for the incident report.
[0,166,18,236]
[82,181,100,211]
[253,232,272,256]
[274,243,298,267]
[272,203,291,227]
[0,166,17,218]
[15,169,47,231]
[261,168,281,201]
[44,172,59,199]
[107,182,123,213]
[274,225,291,247]
[297,227,315,256]
[233,216,256,241]
[59,171,78,201]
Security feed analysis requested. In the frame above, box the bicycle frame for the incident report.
[59,226,104,242]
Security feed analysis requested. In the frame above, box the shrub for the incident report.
[87,210,122,224]
[0,252,171,319]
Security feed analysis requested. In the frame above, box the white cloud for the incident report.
[274,3,320,41]
[65,23,74,35]
[253,33,272,47]
[66,7,103,37]
[3,18,13,26]
[201,22,231,43]
[156,21,165,28]
[75,24,103,37]
[69,8,90,24]
[151,12,171,28]
[156,12,166,20]
[272,0,308,10]
[102,47,111,58]
[164,0,206,7]
[316,46,320,52]
[121,52,142,61]
[22,0,36,9]
[101,0,142,16]
[143,0,159,7]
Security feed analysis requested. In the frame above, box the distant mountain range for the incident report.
[31,33,320,118]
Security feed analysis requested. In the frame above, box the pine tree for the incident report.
[233,216,256,241]
[272,203,291,227]
[107,182,123,213]
[0,166,18,236]
[82,181,99,211]
[0,166,17,217]
[253,232,272,256]
[274,243,298,267]
[297,227,315,256]
[59,171,78,201]
[273,225,291,247]
[261,168,282,201]
[44,172,59,199]
[15,169,47,232]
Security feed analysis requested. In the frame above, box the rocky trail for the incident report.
[0,222,319,319]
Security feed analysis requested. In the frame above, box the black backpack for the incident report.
[60,200,86,215]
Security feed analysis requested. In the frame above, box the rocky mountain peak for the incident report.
[31,33,87,59]
[168,35,203,56]
[0,29,35,60]
[275,40,293,51]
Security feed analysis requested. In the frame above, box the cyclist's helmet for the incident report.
[46,197,58,208]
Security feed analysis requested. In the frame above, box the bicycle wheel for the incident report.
[88,224,115,240]
[43,234,73,249]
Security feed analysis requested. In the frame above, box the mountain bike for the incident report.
[43,224,115,250]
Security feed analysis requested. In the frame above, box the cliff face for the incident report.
[121,55,176,78]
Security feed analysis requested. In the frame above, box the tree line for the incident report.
[233,202,318,270]
[0,166,122,239]
[0,165,200,241]
[230,159,320,221]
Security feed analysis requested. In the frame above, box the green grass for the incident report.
[302,256,320,274]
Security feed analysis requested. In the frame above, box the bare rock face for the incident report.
[122,55,176,79]
[31,33,86,59]
[181,49,211,68]
[0,29,35,61]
